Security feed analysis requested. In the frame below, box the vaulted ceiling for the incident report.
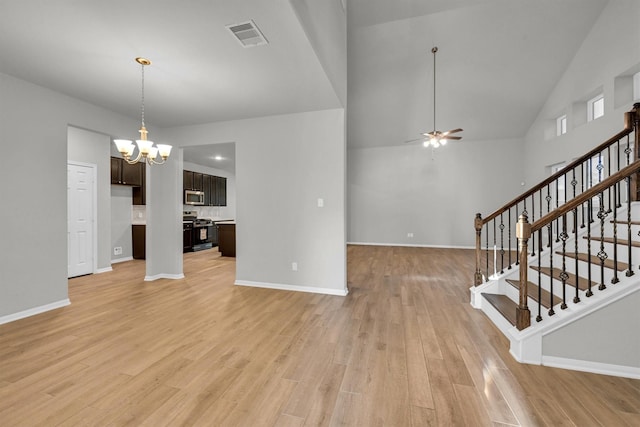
[1,0,611,160]
[347,0,610,147]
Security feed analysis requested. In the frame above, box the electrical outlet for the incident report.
[291,262,298,272]
[114,247,122,255]
[407,233,414,238]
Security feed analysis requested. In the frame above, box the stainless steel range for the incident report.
[183,211,216,252]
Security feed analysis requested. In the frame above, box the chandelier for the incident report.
[114,57,172,165]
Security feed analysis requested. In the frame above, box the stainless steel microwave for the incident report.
[185,190,205,205]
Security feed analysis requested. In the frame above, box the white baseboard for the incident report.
[542,355,640,379]
[144,273,185,281]
[235,280,349,296]
[347,241,475,250]
[111,256,133,264]
[95,266,113,274]
[0,299,71,326]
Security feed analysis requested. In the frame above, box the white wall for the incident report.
[163,109,347,294]
[524,0,640,185]
[0,71,142,320]
[182,161,236,221]
[290,0,347,106]
[111,185,133,261]
[67,126,112,271]
[348,138,525,247]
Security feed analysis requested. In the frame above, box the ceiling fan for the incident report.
[406,46,463,148]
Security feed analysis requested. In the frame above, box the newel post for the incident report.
[474,213,483,286]
[515,213,531,330]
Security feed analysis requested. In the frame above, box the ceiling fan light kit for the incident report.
[405,46,463,149]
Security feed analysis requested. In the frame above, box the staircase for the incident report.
[470,104,640,379]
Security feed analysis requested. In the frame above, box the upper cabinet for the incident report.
[183,169,227,206]
[111,157,143,187]
[183,170,204,191]
[111,157,145,205]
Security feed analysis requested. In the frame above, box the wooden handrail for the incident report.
[530,160,640,232]
[482,108,638,225]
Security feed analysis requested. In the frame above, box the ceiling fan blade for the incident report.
[444,136,462,140]
[442,128,463,136]
[421,132,437,138]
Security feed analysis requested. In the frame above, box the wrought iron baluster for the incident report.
[508,208,512,269]
[500,214,505,274]
[485,223,489,281]
[597,193,608,291]
[536,229,542,322]
[546,185,552,246]
[616,140,622,206]
[586,201,594,297]
[626,175,634,277]
[559,214,568,310]
[581,163,586,228]
[493,220,497,277]
[573,209,581,304]
[607,147,612,212]
[612,184,619,285]
[548,220,555,316]
[555,176,560,242]
[515,204,520,266]
[530,195,536,255]
[625,135,632,166]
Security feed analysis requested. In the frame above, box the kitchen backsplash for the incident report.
[184,206,229,220]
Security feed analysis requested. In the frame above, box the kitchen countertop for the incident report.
[215,220,236,225]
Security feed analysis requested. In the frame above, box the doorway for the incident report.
[68,161,96,278]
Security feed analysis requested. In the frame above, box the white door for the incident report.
[68,163,95,278]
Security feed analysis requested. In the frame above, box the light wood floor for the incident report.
[0,246,639,426]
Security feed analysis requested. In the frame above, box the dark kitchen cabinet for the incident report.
[215,176,227,206]
[183,169,227,206]
[112,157,145,205]
[183,170,203,191]
[132,170,145,205]
[111,157,143,186]
[203,174,212,206]
[217,222,235,257]
[132,225,145,259]
[183,170,194,191]
[183,222,193,253]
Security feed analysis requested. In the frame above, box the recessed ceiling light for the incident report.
[214,155,223,161]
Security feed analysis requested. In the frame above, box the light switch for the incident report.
[317,198,324,208]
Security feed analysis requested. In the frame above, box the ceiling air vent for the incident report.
[226,20,268,48]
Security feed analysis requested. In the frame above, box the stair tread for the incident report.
[530,266,590,291]
[482,293,517,326]
[505,279,552,309]
[584,236,640,248]
[555,251,629,271]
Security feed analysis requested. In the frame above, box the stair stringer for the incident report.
[507,282,640,379]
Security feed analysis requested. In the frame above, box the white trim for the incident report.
[111,256,133,264]
[95,266,113,274]
[235,280,349,296]
[67,160,98,277]
[542,355,640,379]
[0,299,70,326]
[144,273,185,281]
[347,241,475,250]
